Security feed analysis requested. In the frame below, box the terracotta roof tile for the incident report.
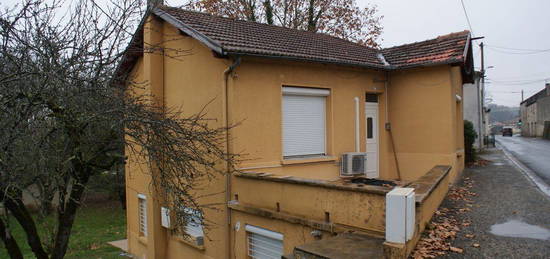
[154,6,470,70]
[381,31,470,68]
[158,6,385,69]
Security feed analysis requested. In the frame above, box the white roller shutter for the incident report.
[183,207,204,238]
[246,225,283,259]
[282,87,328,157]
[137,194,147,236]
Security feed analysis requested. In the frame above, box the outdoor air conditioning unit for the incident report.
[340,152,368,177]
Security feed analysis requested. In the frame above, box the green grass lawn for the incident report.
[0,202,126,259]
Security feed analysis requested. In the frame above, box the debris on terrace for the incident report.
[410,177,477,258]
[467,159,491,167]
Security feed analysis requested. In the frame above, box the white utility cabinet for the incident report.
[385,187,415,244]
[161,207,171,229]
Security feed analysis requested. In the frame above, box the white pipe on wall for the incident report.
[354,97,360,152]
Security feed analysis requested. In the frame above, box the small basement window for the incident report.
[282,86,330,158]
[183,207,204,239]
[173,206,205,246]
[246,225,284,259]
[138,194,147,237]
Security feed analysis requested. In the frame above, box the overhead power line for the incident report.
[460,0,475,36]
[488,77,550,83]
[485,44,550,55]
[487,45,550,52]
[490,71,550,80]
[486,77,550,85]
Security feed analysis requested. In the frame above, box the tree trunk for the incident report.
[0,218,24,259]
[37,178,56,218]
[50,177,88,259]
[4,198,49,259]
[40,198,53,218]
[307,0,316,31]
[264,0,274,25]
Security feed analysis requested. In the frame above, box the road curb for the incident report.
[496,141,550,199]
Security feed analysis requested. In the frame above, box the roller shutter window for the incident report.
[246,225,284,259]
[282,87,329,157]
[138,194,147,237]
[183,207,204,238]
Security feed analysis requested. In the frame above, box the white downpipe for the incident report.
[354,97,360,152]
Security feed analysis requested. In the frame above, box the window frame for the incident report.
[137,194,147,237]
[246,225,284,259]
[182,207,204,239]
[281,86,330,159]
[171,206,205,248]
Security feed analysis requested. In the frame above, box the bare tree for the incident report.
[186,0,383,47]
[0,1,237,258]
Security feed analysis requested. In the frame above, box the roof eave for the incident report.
[224,51,391,71]
[462,32,472,63]
[389,58,464,70]
[152,7,225,55]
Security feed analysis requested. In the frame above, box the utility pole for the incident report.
[471,36,486,148]
[521,89,524,102]
[479,41,486,147]
[480,42,485,106]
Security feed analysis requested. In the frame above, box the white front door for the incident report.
[365,102,379,178]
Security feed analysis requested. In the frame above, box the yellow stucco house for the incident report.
[121,5,474,259]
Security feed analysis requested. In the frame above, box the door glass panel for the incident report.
[367,117,373,139]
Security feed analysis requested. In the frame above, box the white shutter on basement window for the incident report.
[138,195,147,236]
[282,87,328,157]
[246,225,284,259]
[183,207,204,238]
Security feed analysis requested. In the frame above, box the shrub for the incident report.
[464,120,478,163]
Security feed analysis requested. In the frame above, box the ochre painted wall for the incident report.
[125,15,465,259]
[126,18,231,259]
[232,177,386,232]
[229,57,388,180]
[385,66,464,181]
[125,56,153,259]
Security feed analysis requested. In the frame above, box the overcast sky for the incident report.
[3,0,549,106]
[364,0,550,107]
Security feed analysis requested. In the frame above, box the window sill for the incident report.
[175,235,205,251]
[138,236,147,245]
[281,156,337,165]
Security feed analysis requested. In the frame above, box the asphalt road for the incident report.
[441,149,550,258]
[496,135,550,185]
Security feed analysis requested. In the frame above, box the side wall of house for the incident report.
[125,18,230,259]
[520,103,527,136]
[536,95,550,137]
[462,78,482,149]
[125,57,151,259]
[386,66,464,182]
[524,103,538,137]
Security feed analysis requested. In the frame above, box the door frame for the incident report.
[365,101,379,178]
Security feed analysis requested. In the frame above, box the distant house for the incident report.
[520,83,550,138]
[463,71,490,149]
[120,5,474,259]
